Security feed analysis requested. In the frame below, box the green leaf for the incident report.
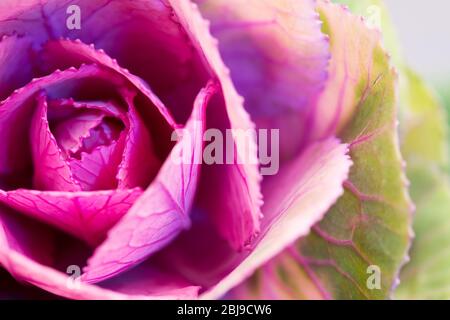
[291,13,411,301]
[399,68,449,173]
[336,0,450,300]
[394,66,450,300]
[333,0,402,66]
[395,181,450,299]
[231,1,412,299]
[435,81,450,153]
[333,1,449,168]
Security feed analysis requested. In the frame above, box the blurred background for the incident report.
[384,0,450,108]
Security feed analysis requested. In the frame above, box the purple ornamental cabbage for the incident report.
[0,0,415,299]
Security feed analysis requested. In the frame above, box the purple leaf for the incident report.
[0,34,34,101]
[195,0,330,159]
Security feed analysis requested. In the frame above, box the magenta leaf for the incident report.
[169,0,263,250]
[0,64,126,190]
[0,205,198,299]
[51,108,107,155]
[0,193,198,300]
[116,93,161,189]
[39,39,179,189]
[81,82,217,283]
[69,142,124,192]
[0,188,143,246]
[48,98,128,191]
[40,39,178,129]
[31,94,81,191]
[48,98,127,154]
[0,1,208,123]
